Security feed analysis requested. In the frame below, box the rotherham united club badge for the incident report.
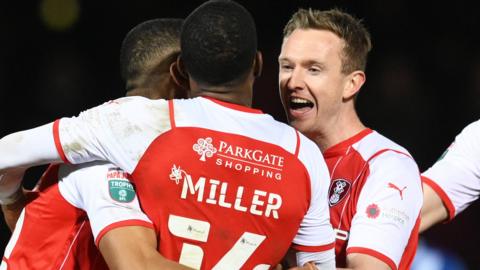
[328,179,351,206]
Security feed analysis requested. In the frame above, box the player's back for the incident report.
[54,96,334,269]
[130,97,333,269]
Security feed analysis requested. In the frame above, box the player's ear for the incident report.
[253,51,263,78]
[342,70,365,100]
[170,55,190,96]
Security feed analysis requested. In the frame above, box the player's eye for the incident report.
[308,66,322,74]
[280,64,293,71]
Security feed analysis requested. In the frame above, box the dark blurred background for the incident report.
[1,0,479,269]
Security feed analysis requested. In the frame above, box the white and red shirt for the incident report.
[1,162,152,270]
[52,96,335,269]
[323,129,422,270]
[423,119,480,221]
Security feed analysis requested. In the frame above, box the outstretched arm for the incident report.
[0,123,61,204]
[98,226,194,270]
[420,120,480,232]
[339,253,391,270]
[282,250,390,270]
[419,182,449,232]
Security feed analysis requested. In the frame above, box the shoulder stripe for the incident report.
[347,247,397,270]
[294,130,300,157]
[58,220,88,269]
[168,100,176,129]
[422,176,455,221]
[53,119,70,164]
[367,148,412,164]
[95,220,155,247]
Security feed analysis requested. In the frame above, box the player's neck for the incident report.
[312,110,366,152]
[190,81,253,107]
[198,91,252,107]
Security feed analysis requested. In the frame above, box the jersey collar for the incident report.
[201,96,264,114]
[323,128,373,157]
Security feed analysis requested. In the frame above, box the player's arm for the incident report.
[99,226,193,270]
[281,251,388,270]
[1,98,137,205]
[279,249,333,270]
[68,163,190,269]
[293,139,336,269]
[282,251,388,270]
[1,188,29,231]
[0,123,61,205]
[419,180,448,232]
[2,163,60,231]
[284,252,389,270]
[337,254,390,270]
[420,120,480,232]
[345,152,423,270]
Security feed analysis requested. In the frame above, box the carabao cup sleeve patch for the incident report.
[108,179,136,203]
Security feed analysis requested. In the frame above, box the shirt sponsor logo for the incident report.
[366,203,380,219]
[387,182,407,200]
[381,207,410,226]
[193,137,285,180]
[193,137,218,161]
[107,168,136,203]
[169,165,282,219]
[328,179,351,206]
[107,168,130,180]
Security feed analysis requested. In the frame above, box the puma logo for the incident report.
[388,182,407,200]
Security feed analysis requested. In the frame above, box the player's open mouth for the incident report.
[289,97,314,112]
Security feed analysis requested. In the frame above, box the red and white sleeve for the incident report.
[347,151,422,270]
[423,120,480,220]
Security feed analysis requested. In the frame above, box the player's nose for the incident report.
[286,68,306,91]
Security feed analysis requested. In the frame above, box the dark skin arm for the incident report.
[1,188,31,231]
[98,226,194,270]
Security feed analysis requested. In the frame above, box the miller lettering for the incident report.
[180,174,282,219]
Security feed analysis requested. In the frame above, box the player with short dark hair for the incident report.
[177,0,261,109]
[1,18,188,270]
[180,0,257,87]
[0,1,336,269]
[121,18,186,99]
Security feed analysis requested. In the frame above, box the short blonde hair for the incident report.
[283,8,372,74]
